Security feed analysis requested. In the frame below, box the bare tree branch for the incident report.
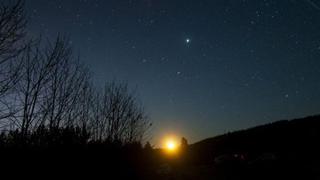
[0,0,26,122]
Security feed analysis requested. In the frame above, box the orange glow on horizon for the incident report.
[166,140,177,151]
[162,136,179,154]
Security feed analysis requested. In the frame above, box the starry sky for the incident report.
[24,0,320,146]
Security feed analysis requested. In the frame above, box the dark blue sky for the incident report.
[25,0,320,145]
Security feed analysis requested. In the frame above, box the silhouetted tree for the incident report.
[0,0,26,122]
[181,137,188,148]
[0,0,26,60]
[37,37,90,131]
[10,38,71,137]
[0,0,151,147]
[144,141,153,151]
[90,82,152,144]
[180,137,189,157]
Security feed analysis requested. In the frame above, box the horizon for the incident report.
[160,113,320,147]
[3,0,320,146]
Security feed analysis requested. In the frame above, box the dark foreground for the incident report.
[1,146,319,180]
[1,115,320,179]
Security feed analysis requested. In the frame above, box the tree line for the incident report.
[0,1,151,148]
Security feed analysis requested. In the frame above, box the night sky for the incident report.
[24,0,320,146]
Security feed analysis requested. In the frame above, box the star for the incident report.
[185,38,191,44]
[141,58,147,63]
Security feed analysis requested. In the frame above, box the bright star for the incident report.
[186,38,191,44]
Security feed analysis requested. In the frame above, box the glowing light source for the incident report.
[163,137,178,154]
[166,140,176,151]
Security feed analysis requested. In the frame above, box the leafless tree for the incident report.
[2,34,151,143]
[9,37,76,136]
[37,38,90,131]
[70,78,93,130]
[90,90,103,141]
[0,1,152,144]
[91,82,151,144]
[0,0,26,61]
[0,0,26,122]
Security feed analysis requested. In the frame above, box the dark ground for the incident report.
[1,115,320,179]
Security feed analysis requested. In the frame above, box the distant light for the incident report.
[167,141,176,150]
[186,38,191,44]
[166,140,177,151]
[163,137,179,154]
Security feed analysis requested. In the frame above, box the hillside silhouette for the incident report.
[182,115,320,179]
[192,114,320,154]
